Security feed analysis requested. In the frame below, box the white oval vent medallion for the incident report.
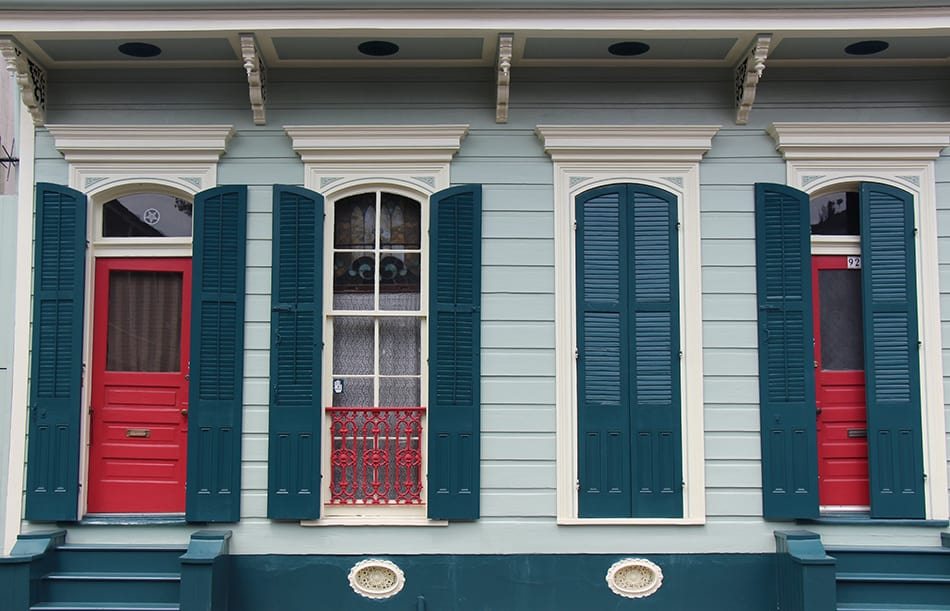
[606,558,663,599]
[348,559,405,599]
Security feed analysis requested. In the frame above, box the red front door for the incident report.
[88,257,191,513]
[812,255,869,508]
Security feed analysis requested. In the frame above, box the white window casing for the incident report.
[286,124,467,525]
[536,124,719,524]
[768,121,950,521]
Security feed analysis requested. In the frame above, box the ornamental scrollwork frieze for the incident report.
[496,33,513,124]
[240,33,267,126]
[734,34,771,126]
[0,37,47,126]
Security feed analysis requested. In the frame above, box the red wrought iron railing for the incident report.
[327,407,424,504]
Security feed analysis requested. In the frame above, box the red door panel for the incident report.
[88,257,191,514]
[813,255,869,508]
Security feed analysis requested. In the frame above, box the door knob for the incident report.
[181,409,188,416]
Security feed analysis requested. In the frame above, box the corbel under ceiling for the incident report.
[0,36,47,127]
[734,33,772,125]
[496,33,513,124]
[240,33,267,126]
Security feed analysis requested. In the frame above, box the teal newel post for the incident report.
[774,530,836,611]
[0,530,67,611]
[180,530,232,611]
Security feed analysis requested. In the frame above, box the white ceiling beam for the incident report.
[496,33,513,124]
[734,33,771,125]
[0,37,46,127]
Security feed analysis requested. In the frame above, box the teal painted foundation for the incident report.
[228,553,775,610]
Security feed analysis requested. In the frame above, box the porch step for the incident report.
[31,604,179,611]
[831,546,950,611]
[42,571,181,603]
[53,545,186,573]
[837,605,950,611]
[30,544,185,611]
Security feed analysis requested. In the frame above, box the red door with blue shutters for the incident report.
[812,254,869,509]
[87,257,191,513]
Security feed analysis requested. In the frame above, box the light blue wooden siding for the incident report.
[19,63,950,551]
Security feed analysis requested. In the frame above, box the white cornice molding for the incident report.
[240,33,266,126]
[768,122,950,160]
[0,37,46,127]
[536,125,720,162]
[6,8,950,33]
[285,124,469,163]
[46,124,235,162]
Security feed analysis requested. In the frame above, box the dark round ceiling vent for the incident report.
[608,41,651,57]
[844,40,890,56]
[118,42,162,58]
[358,40,400,57]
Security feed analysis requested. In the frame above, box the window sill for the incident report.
[557,517,706,526]
[300,516,448,527]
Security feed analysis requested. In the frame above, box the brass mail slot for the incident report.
[126,429,151,438]
[847,429,867,438]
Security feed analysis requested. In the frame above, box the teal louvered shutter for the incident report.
[577,186,629,518]
[186,185,247,523]
[754,183,819,520]
[268,186,323,519]
[859,182,924,519]
[629,185,682,518]
[427,184,481,520]
[576,184,681,519]
[26,183,87,521]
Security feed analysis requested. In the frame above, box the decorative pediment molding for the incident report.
[496,33,513,124]
[240,33,267,126]
[734,34,771,126]
[768,122,950,160]
[284,124,469,163]
[46,124,235,163]
[535,125,720,163]
[0,37,46,127]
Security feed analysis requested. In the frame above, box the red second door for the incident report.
[87,257,191,514]
[812,255,869,509]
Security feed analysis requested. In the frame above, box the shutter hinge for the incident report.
[918,340,922,349]
[575,479,580,491]
[574,348,579,360]
[676,222,681,229]
[679,351,683,359]
[915,227,919,235]
[573,220,577,231]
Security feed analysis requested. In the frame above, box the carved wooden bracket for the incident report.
[496,33,513,124]
[734,34,771,125]
[240,33,267,126]
[0,37,47,126]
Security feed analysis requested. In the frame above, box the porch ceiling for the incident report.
[6,29,950,69]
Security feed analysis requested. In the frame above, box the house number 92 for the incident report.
[847,256,861,269]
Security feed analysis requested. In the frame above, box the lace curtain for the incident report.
[106,270,183,372]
